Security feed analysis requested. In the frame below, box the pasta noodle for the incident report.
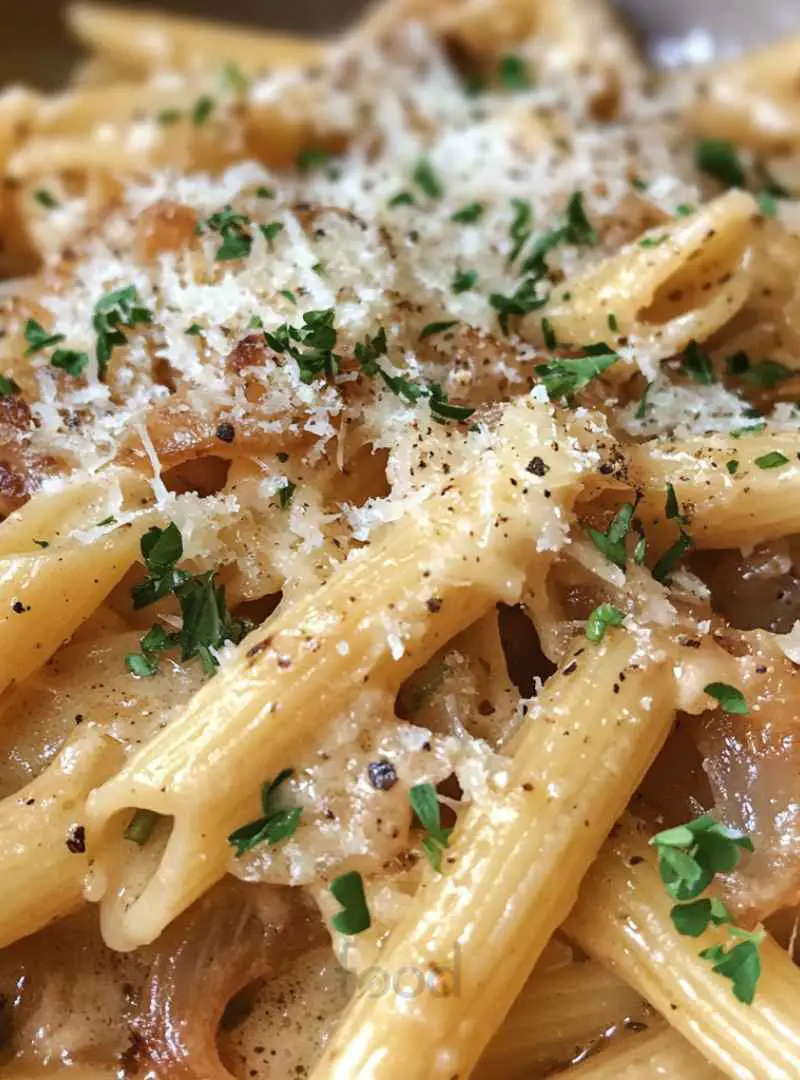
[565,816,800,1079]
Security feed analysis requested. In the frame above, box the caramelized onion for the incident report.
[133,878,323,1080]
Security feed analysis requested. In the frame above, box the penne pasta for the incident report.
[309,633,676,1080]
[565,816,800,1080]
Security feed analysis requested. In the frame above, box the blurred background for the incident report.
[1,0,799,89]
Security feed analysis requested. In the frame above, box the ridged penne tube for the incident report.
[566,1023,724,1080]
[86,398,583,950]
[67,3,327,76]
[565,816,800,1080]
[308,632,677,1080]
[0,728,123,949]
[628,432,800,550]
[686,36,800,151]
[0,470,152,694]
[473,959,649,1079]
[534,192,759,375]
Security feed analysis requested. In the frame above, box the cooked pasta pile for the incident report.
[2,1,800,1077]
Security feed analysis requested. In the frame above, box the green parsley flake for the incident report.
[124,809,159,846]
[278,480,296,508]
[0,374,20,397]
[420,320,458,339]
[185,323,203,336]
[330,870,371,935]
[125,522,248,676]
[607,312,619,333]
[727,460,739,475]
[388,191,415,208]
[585,603,624,643]
[498,54,532,90]
[34,188,58,209]
[635,382,651,419]
[24,319,64,356]
[410,783,452,872]
[200,206,252,261]
[540,317,557,350]
[535,345,618,401]
[280,289,297,305]
[412,157,443,200]
[265,308,339,383]
[451,202,484,224]
[220,60,249,95]
[51,349,89,377]
[296,146,332,172]
[191,94,215,126]
[259,221,284,249]
[681,340,716,385]
[755,450,789,470]
[650,814,761,1004]
[639,234,668,248]
[586,502,636,571]
[676,203,696,217]
[93,285,152,379]
[704,682,749,715]
[452,268,478,293]
[157,108,181,125]
[508,198,534,265]
[227,769,302,856]
[695,139,746,188]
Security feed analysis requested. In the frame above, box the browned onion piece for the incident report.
[696,711,800,925]
[133,878,323,1080]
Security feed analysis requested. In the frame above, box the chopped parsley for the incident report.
[24,318,64,356]
[607,312,619,333]
[675,203,696,217]
[639,234,668,248]
[681,340,716,385]
[652,531,694,583]
[586,501,637,571]
[156,108,181,125]
[755,450,789,470]
[412,157,443,200]
[330,870,371,935]
[0,375,19,397]
[451,202,484,224]
[388,191,415,208]
[635,382,651,419]
[452,268,478,293]
[665,482,687,525]
[296,146,332,172]
[191,94,215,126]
[50,349,89,377]
[725,352,792,388]
[491,192,597,333]
[220,60,249,95]
[535,344,618,401]
[185,323,203,336]
[490,278,548,334]
[93,285,152,379]
[704,682,749,715]
[125,523,248,676]
[757,191,779,218]
[280,289,297,305]
[33,188,58,209]
[508,198,534,265]
[695,139,746,189]
[541,317,557,350]
[651,815,761,1003]
[259,221,284,249]
[124,809,159,846]
[200,205,253,261]
[354,327,474,421]
[731,421,767,438]
[396,661,447,716]
[498,54,532,90]
[585,603,624,643]
[265,308,339,383]
[726,460,739,475]
[420,320,458,339]
[228,769,302,856]
[278,480,296,508]
[410,783,452,872]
